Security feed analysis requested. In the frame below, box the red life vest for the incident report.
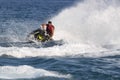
[46,24,54,36]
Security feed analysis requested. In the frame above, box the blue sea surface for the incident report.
[0,0,78,21]
[0,0,120,80]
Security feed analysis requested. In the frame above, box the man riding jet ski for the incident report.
[27,21,55,42]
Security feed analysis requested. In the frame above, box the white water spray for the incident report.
[52,0,120,45]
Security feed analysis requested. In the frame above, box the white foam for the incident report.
[0,65,71,79]
[0,43,108,58]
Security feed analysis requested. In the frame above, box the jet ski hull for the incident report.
[27,29,50,43]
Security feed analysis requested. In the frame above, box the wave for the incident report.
[0,44,110,58]
[0,65,71,79]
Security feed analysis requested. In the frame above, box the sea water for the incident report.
[0,0,120,80]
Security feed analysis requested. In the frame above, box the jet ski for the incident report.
[27,28,51,43]
[0,29,64,48]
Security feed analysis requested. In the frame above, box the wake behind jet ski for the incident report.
[27,21,55,43]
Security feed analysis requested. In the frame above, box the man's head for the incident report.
[48,21,52,24]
